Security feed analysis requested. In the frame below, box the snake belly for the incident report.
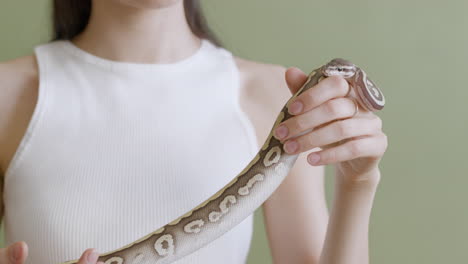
[61,58,384,264]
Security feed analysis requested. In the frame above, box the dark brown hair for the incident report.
[52,0,221,46]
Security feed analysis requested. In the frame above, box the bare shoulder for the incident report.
[0,55,38,100]
[0,55,38,80]
[234,56,291,107]
[233,56,292,147]
[0,55,39,174]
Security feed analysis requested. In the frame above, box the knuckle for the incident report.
[373,134,387,156]
[321,150,332,163]
[330,75,349,94]
[382,133,389,149]
[307,92,320,107]
[294,118,307,131]
[288,117,305,133]
[343,98,357,117]
[337,120,353,138]
[349,141,363,156]
[346,98,357,114]
[328,149,338,163]
[365,114,383,130]
[373,115,383,130]
[325,99,344,116]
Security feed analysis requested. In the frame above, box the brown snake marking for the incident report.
[61,58,384,264]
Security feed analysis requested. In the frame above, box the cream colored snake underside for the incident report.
[62,58,385,264]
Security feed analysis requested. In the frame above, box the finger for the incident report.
[0,241,29,264]
[346,87,374,116]
[306,133,388,166]
[285,67,308,95]
[15,241,28,264]
[287,75,351,115]
[282,116,382,155]
[77,248,100,264]
[274,97,357,141]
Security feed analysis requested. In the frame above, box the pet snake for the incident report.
[62,58,385,264]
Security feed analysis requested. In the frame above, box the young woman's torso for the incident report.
[0,39,291,263]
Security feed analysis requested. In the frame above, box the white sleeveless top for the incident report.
[3,39,259,263]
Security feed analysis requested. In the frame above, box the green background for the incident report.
[1,0,467,263]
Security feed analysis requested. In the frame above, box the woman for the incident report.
[0,0,387,263]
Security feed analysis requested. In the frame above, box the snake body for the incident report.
[62,58,384,264]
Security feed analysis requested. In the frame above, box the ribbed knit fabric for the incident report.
[3,39,259,264]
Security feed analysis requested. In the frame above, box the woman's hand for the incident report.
[0,241,104,264]
[274,67,388,184]
[0,241,28,264]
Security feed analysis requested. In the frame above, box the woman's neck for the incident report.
[72,0,201,64]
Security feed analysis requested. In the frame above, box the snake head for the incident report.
[322,58,357,78]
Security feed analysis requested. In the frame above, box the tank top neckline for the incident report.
[59,38,212,73]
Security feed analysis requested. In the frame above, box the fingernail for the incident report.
[289,101,303,115]
[308,153,321,165]
[87,249,99,263]
[284,140,298,154]
[274,125,288,139]
[12,244,21,260]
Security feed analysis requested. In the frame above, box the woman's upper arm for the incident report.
[0,55,38,174]
[0,55,38,222]
[235,58,329,264]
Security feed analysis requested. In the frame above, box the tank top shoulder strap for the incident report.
[3,42,59,180]
[203,41,259,156]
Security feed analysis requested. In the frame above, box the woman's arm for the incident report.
[235,59,329,263]
[236,60,385,264]
[319,171,380,264]
[0,55,39,221]
[273,67,386,264]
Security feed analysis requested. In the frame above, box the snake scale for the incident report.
[62,58,385,264]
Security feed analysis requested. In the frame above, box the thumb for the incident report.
[0,241,28,264]
[285,67,309,95]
